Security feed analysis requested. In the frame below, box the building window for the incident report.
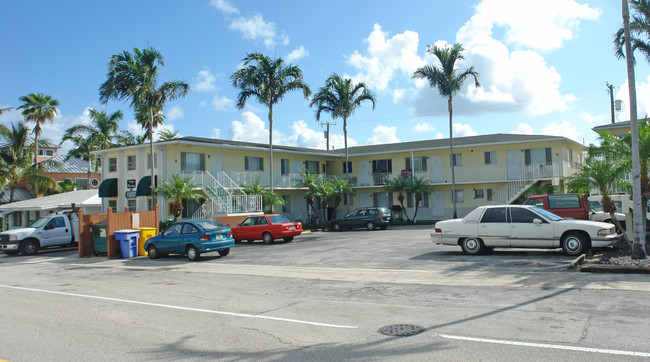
[127,155,136,171]
[525,147,552,165]
[372,159,392,173]
[91,178,99,187]
[75,178,88,190]
[281,195,290,212]
[181,152,205,172]
[108,158,117,172]
[484,151,497,165]
[281,159,290,175]
[474,189,485,199]
[244,156,264,171]
[46,149,54,156]
[452,154,463,166]
[407,192,429,208]
[343,161,352,173]
[486,188,496,201]
[127,199,137,212]
[343,192,354,206]
[406,157,427,172]
[305,161,319,174]
[454,189,464,203]
[12,212,22,227]
[147,153,158,169]
[108,199,117,212]
[38,149,44,156]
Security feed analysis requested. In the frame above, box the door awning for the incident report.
[136,175,157,196]
[98,178,118,198]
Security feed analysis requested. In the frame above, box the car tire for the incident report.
[187,245,200,261]
[460,237,486,255]
[366,221,376,231]
[262,232,274,244]
[147,245,159,259]
[20,239,39,256]
[218,248,230,257]
[283,236,294,242]
[332,223,342,232]
[562,232,589,256]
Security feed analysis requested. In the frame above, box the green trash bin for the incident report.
[92,220,108,255]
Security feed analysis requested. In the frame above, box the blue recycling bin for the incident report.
[114,229,141,259]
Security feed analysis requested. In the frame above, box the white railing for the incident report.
[179,171,263,217]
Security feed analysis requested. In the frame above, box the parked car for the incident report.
[144,219,234,261]
[0,211,78,256]
[587,199,626,227]
[330,207,392,231]
[431,205,619,256]
[523,194,591,220]
[231,214,303,244]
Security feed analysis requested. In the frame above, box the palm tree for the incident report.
[310,73,376,204]
[158,129,180,141]
[241,178,286,213]
[413,43,480,218]
[385,176,411,222]
[231,52,311,198]
[408,176,431,224]
[299,170,323,224]
[153,174,200,222]
[330,177,354,220]
[615,0,650,62]
[99,46,189,210]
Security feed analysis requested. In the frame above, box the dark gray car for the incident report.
[330,207,392,231]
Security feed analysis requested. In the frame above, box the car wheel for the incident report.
[218,248,230,257]
[562,232,589,256]
[379,225,388,230]
[366,221,376,231]
[262,232,274,244]
[460,237,486,255]
[147,245,159,259]
[187,245,200,261]
[332,223,342,232]
[20,239,39,256]
[283,236,294,242]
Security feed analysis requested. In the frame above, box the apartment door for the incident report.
[431,190,444,218]
[429,155,443,182]
[507,150,521,180]
[358,161,370,185]
[360,192,371,207]
[211,154,223,174]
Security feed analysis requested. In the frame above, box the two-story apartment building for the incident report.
[94,133,585,222]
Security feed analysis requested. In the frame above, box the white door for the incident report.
[507,150,521,180]
[39,216,70,246]
[509,207,555,248]
[211,154,223,173]
[360,192,371,207]
[293,194,304,221]
[432,190,444,218]
[358,161,370,185]
[430,155,443,183]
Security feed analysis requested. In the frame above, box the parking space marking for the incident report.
[438,334,650,358]
[19,257,67,264]
[0,284,358,329]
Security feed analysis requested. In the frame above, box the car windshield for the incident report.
[29,217,50,228]
[268,215,291,223]
[195,220,227,231]
[531,207,564,221]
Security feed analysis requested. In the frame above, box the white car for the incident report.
[431,205,619,256]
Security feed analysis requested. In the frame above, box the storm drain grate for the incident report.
[378,324,426,337]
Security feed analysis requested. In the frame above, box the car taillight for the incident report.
[229,232,233,238]
[435,228,442,233]
[200,235,210,241]
[379,216,384,220]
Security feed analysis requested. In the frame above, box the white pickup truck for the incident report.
[0,212,79,256]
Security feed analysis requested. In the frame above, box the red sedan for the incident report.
[231,214,303,244]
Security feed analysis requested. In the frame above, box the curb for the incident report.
[579,264,650,274]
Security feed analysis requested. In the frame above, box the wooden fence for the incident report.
[77,205,159,258]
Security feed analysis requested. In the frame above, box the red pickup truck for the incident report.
[523,194,590,219]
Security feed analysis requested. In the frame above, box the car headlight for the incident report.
[597,228,613,236]
[9,234,19,241]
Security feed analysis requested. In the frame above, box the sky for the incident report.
[2,0,650,154]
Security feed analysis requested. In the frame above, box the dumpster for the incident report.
[91,220,108,254]
[134,227,156,256]
[114,229,140,259]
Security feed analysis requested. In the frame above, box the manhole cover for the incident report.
[378,324,426,337]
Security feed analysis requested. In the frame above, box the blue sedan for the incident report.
[144,219,235,261]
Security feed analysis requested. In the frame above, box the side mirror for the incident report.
[533,218,543,226]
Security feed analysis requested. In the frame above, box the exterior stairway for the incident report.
[182,171,263,219]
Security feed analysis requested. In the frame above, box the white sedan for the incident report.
[431,205,619,256]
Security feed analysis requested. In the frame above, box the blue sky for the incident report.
[2,0,650,153]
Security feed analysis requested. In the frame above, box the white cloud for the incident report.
[193,68,217,92]
[511,123,533,135]
[329,133,358,150]
[212,95,234,111]
[366,125,400,145]
[452,123,478,137]
[209,0,238,14]
[128,120,176,141]
[412,121,436,133]
[167,106,183,121]
[229,14,289,48]
[542,121,579,141]
[284,120,325,148]
[392,89,406,103]
[285,46,309,63]
[230,111,270,143]
[615,76,650,121]
[212,128,221,139]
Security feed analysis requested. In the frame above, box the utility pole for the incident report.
[321,122,336,150]
[606,82,615,124]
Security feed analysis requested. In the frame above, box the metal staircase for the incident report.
[182,171,263,219]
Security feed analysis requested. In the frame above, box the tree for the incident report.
[241,178,286,213]
[153,174,201,222]
[385,176,411,223]
[413,43,480,218]
[231,52,311,199]
[99,46,189,210]
[310,73,376,206]
[615,0,650,62]
[330,177,354,220]
[408,176,431,223]
[158,129,180,141]
[299,171,324,224]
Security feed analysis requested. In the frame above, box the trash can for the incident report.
[114,229,140,259]
[134,227,156,256]
[91,220,108,254]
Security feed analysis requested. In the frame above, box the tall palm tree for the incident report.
[385,176,411,222]
[153,174,200,222]
[330,177,354,220]
[413,43,480,218]
[310,73,375,209]
[99,46,189,210]
[158,129,180,141]
[231,52,311,197]
[615,0,650,62]
[409,176,431,224]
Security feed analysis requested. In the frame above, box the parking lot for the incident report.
[1,225,650,360]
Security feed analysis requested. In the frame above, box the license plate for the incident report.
[289,226,295,230]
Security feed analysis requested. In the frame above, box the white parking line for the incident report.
[0,284,358,329]
[438,334,650,358]
[19,257,67,264]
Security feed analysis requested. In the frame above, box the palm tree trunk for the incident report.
[448,97,457,219]
[344,117,350,211]
[268,104,274,213]
[33,125,40,197]
[87,157,92,190]
[150,108,156,211]
[622,0,647,259]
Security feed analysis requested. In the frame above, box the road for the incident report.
[1,225,649,361]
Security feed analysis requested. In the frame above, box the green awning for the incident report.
[136,176,157,196]
[98,178,118,198]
